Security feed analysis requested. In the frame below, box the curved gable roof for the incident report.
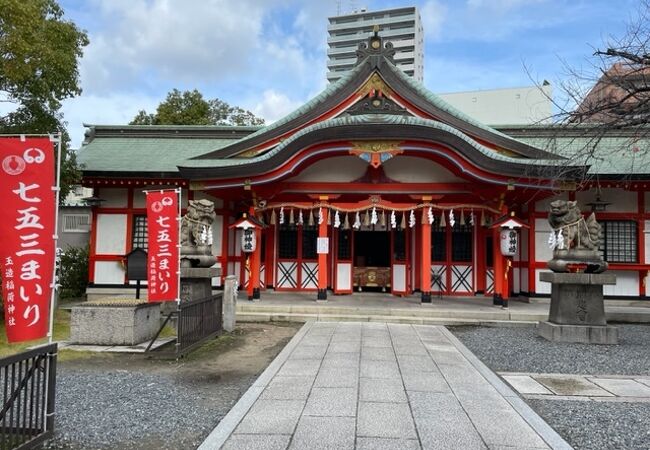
[194,31,559,162]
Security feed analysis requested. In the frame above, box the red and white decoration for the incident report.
[0,137,56,342]
[146,190,180,302]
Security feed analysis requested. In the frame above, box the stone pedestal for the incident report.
[538,272,618,344]
[223,275,237,332]
[70,299,160,345]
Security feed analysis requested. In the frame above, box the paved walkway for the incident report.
[502,372,650,403]
[199,322,571,449]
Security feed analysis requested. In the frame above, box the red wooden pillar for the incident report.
[317,206,328,300]
[249,227,262,300]
[492,227,506,306]
[421,209,432,303]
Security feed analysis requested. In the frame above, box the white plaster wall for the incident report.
[645,220,650,264]
[576,188,636,213]
[382,156,463,183]
[520,268,529,292]
[213,215,223,257]
[534,193,568,213]
[536,269,552,295]
[94,261,124,284]
[97,188,128,208]
[604,271,638,297]
[133,186,188,209]
[534,218,553,263]
[520,228,529,261]
[95,214,127,255]
[513,268,520,293]
[288,156,367,182]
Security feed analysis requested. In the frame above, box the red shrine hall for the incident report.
[82,31,647,303]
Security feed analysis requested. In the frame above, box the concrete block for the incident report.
[223,275,237,332]
[534,375,614,397]
[589,378,650,397]
[538,321,618,344]
[356,438,421,450]
[408,392,486,449]
[70,302,160,345]
[359,378,407,403]
[360,360,401,379]
[290,345,328,360]
[321,352,360,369]
[303,387,357,417]
[357,402,417,439]
[260,376,315,400]
[222,434,290,450]
[277,359,321,377]
[290,416,355,450]
[501,375,553,395]
[361,347,396,361]
[314,367,358,388]
[234,399,304,435]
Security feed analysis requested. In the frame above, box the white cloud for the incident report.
[80,0,271,93]
[420,1,447,40]
[61,93,160,148]
[252,89,303,123]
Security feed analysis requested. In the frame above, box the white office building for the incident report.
[327,6,423,83]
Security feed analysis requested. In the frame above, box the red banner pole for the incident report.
[48,133,62,343]
[176,187,182,304]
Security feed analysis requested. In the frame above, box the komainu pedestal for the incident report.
[539,272,618,344]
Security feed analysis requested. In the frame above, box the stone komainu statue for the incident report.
[180,199,216,268]
[547,200,607,273]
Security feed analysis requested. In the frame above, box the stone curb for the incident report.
[197,321,314,450]
[438,326,574,450]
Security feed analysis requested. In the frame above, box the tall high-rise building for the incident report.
[327,6,423,83]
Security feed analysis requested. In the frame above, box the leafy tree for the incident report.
[0,0,88,203]
[130,89,265,126]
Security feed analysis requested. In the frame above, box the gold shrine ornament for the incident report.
[349,140,403,169]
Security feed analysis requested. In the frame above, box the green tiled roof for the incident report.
[77,137,239,173]
[514,133,650,175]
[178,114,564,169]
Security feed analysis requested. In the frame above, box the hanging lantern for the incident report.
[289,208,295,225]
[449,209,456,228]
[270,209,277,225]
[364,209,370,227]
[299,210,304,225]
[400,212,406,229]
[409,210,416,228]
[334,210,341,228]
[428,207,434,225]
[279,206,285,225]
[343,213,350,230]
[380,210,386,227]
[390,210,397,229]
[371,207,378,225]
[440,210,446,227]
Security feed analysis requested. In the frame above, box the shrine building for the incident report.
[78,32,650,302]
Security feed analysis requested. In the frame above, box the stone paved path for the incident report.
[199,322,571,450]
[501,373,650,402]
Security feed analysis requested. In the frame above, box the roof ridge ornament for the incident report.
[356,25,395,67]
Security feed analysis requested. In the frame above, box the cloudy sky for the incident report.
[57,0,638,148]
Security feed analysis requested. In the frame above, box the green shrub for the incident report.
[59,245,89,300]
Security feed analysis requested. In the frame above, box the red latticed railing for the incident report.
[0,344,57,450]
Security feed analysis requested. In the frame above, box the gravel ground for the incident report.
[38,322,300,450]
[43,369,250,450]
[450,324,650,450]
[528,399,650,450]
[450,324,650,375]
